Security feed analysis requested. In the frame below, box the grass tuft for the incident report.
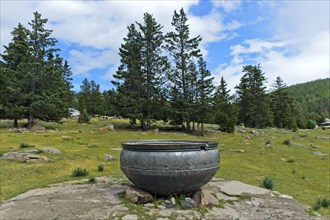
[19,143,35,148]
[262,176,274,190]
[72,167,88,177]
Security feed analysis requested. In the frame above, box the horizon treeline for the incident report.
[1,10,329,133]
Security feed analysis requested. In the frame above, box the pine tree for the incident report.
[214,77,238,133]
[114,14,168,130]
[270,76,295,129]
[22,11,72,128]
[166,8,202,131]
[235,64,271,128]
[78,79,103,116]
[137,13,169,129]
[195,57,214,136]
[112,24,144,127]
[0,23,30,127]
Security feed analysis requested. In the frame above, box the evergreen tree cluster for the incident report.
[0,12,72,128]
[1,10,327,132]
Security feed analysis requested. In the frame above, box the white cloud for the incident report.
[213,1,329,93]
[211,0,241,12]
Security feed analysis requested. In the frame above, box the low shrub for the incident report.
[282,139,291,145]
[98,164,104,172]
[262,176,274,190]
[287,158,295,163]
[72,167,88,177]
[306,120,316,129]
[19,143,35,148]
[88,177,96,183]
[313,197,330,210]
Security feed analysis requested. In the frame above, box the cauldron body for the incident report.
[120,140,220,195]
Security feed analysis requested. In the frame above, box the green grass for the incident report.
[0,118,329,217]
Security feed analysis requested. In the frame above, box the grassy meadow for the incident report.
[0,118,329,217]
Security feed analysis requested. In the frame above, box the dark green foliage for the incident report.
[213,77,237,133]
[72,167,88,177]
[282,139,291,145]
[287,78,329,123]
[78,108,89,123]
[19,143,35,148]
[98,164,104,172]
[313,197,330,211]
[166,8,202,131]
[306,120,316,129]
[262,176,274,190]
[1,12,72,128]
[270,77,296,129]
[78,79,103,116]
[236,64,272,128]
[113,13,169,130]
[88,177,96,183]
[194,57,215,135]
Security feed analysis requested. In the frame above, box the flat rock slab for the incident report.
[0,176,324,220]
[217,180,271,196]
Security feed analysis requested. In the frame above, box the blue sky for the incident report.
[1,0,329,93]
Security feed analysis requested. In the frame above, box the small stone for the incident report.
[244,135,252,140]
[153,128,159,132]
[180,197,197,209]
[40,147,62,154]
[238,129,246,133]
[125,185,153,204]
[192,190,201,205]
[157,205,166,210]
[200,189,219,207]
[122,214,138,220]
[250,130,260,135]
[104,154,116,161]
[99,124,115,132]
[170,197,176,205]
[164,200,174,208]
[144,203,155,208]
[230,149,245,153]
[311,144,320,149]
[316,136,330,139]
[313,151,328,156]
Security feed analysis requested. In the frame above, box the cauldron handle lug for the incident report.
[200,144,207,151]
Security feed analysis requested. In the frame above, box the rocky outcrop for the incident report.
[0,152,49,162]
[0,176,324,220]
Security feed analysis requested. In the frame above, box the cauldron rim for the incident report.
[122,140,218,151]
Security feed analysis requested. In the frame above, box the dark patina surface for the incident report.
[120,140,220,195]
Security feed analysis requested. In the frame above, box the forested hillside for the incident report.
[287,78,330,123]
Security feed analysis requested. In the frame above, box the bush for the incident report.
[282,139,291,145]
[306,120,316,129]
[98,164,104,172]
[20,143,35,148]
[262,176,274,190]
[72,167,88,177]
[313,197,330,210]
[88,177,96,183]
[78,108,90,123]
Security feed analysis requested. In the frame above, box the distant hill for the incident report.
[286,78,330,123]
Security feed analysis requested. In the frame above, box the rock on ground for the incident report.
[0,176,325,220]
[0,152,49,162]
[40,147,62,154]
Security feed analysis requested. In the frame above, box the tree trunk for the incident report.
[13,118,19,128]
[201,122,204,136]
[192,121,195,131]
[186,116,191,132]
[27,113,34,129]
[141,118,146,131]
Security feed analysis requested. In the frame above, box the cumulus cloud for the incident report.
[213,1,329,93]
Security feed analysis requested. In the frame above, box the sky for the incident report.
[1,0,329,93]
